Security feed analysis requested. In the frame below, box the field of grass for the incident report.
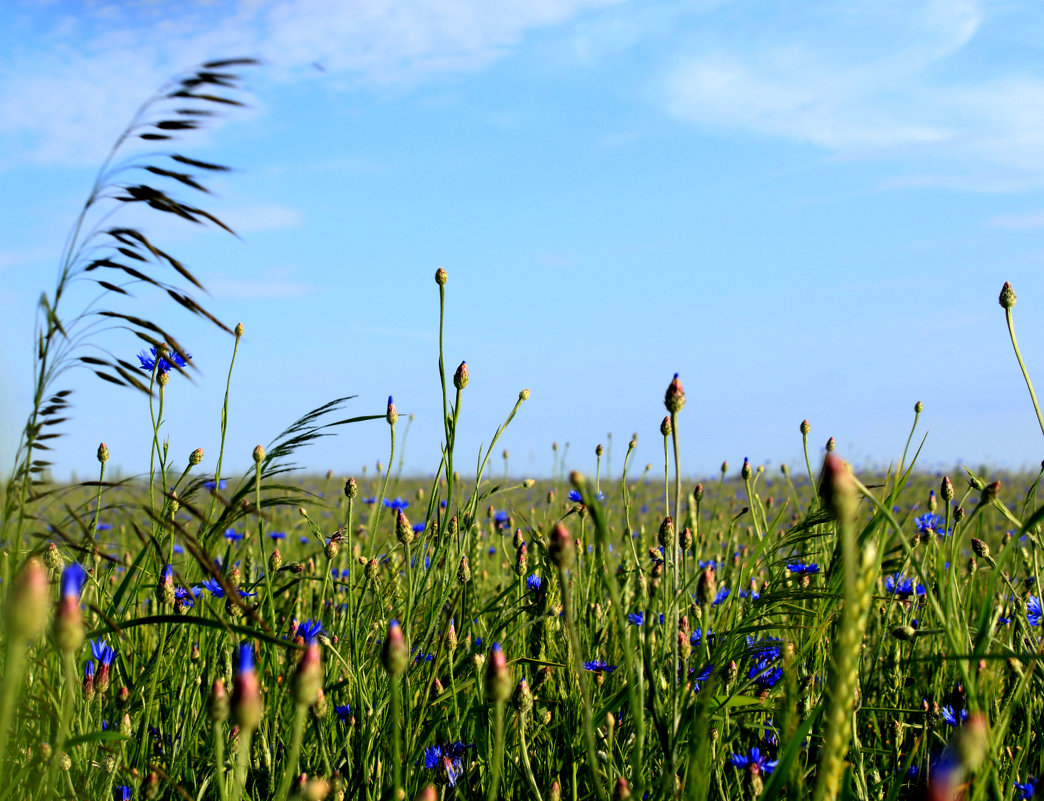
[1,60,1042,801]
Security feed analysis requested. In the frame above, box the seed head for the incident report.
[435,268,448,286]
[1000,281,1017,309]
[664,373,685,414]
[453,361,469,390]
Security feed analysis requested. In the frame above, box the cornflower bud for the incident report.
[435,268,448,286]
[395,510,412,545]
[158,564,175,607]
[955,506,965,523]
[381,620,407,677]
[549,780,562,801]
[519,388,530,401]
[982,480,1001,504]
[366,558,379,581]
[694,484,704,502]
[189,448,203,467]
[416,786,438,801]
[209,679,229,723]
[82,662,95,701]
[6,557,49,640]
[818,453,859,521]
[457,555,471,584]
[971,537,991,559]
[549,523,575,569]
[721,460,729,475]
[231,643,263,731]
[386,396,398,426]
[941,475,954,502]
[679,527,693,552]
[800,419,811,436]
[664,373,685,414]
[453,361,469,390]
[97,442,109,464]
[825,436,836,452]
[1000,281,1017,309]
[660,416,672,437]
[446,619,458,653]
[325,538,340,560]
[513,678,533,714]
[142,771,160,800]
[235,322,245,337]
[613,777,632,800]
[447,515,458,538]
[269,549,283,572]
[55,563,87,652]
[928,489,937,513]
[696,567,717,606]
[515,542,527,577]
[252,444,265,464]
[741,457,752,480]
[344,477,358,499]
[657,516,674,549]
[293,641,323,707]
[44,542,62,571]
[485,643,512,703]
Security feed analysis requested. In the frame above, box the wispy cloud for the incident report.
[662,0,1044,190]
[207,268,318,301]
[1,0,617,170]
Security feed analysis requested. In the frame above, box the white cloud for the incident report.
[0,0,619,170]
[662,0,1044,190]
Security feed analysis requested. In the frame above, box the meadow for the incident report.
[1,60,1042,801]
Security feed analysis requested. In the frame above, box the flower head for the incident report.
[137,346,190,374]
[885,573,926,598]
[1013,778,1036,799]
[1028,596,1042,627]
[60,562,88,600]
[418,740,475,787]
[727,746,777,773]
[583,659,617,673]
[628,611,645,626]
[914,513,945,536]
[90,638,117,666]
[786,563,820,575]
[334,704,352,723]
[297,619,324,643]
[526,574,543,592]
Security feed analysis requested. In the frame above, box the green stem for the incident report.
[213,721,228,801]
[518,711,543,801]
[230,728,254,801]
[1006,307,1044,439]
[206,330,243,529]
[485,701,506,801]
[276,704,307,801]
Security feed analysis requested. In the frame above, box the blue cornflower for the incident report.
[698,559,718,570]
[300,536,309,545]
[1014,778,1036,799]
[914,513,944,536]
[203,479,227,490]
[224,528,243,541]
[418,741,475,788]
[174,586,197,608]
[492,511,510,527]
[96,522,112,531]
[412,522,426,534]
[269,531,286,540]
[137,346,190,374]
[61,563,88,600]
[885,573,925,597]
[383,497,409,510]
[786,563,820,575]
[749,661,784,689]
[583,659,617,673]
[727,746,777,773]
[115,785,132,800]
[712,587,730,606]
[568,489,582,502]
[526,574,542,591]
[334,704,352,723]
[160,564,173,583]
[1028,595,1042,627]
[628,612,645,626]
[237,642,254,675]
[200,577,225,597]
[297,619,324,642]
[414,651,435,663]
[691,663,713,692]
[940,705,967,726]
[84,661,95,679]
[90,638,117,666]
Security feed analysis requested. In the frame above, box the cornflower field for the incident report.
[2,60,1043,801]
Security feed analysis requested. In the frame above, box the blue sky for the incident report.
[4,0,1044,484]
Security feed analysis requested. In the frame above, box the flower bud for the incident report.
[696,567,717,606]
[235,322,245,337]
[82,662,95,701]
[513,678,533,714]
[549,523,575,569]
[612,777,632,800]
[252,444,265,464]
[6,558,49,640]
[818,453,859,521]
[189,448,203,467]
[269,549,282,572]
[381,620,408,677]
[446,619,458,653]
[549,781,562,801]
[694,483,704,502]
[142,771,160,800]
[825,436,836,452]
[55,563,87,653]
[457,556,471,584]
[396,510,412,545]
[386,396,398,426]
[344,477,358,499]
[231,643,263,731]
[515,542,527,577]
[955,506,965,523]
[971,538,991,559]
[660,416,672,436]
[941,475,954,502]
[800,419,811,436]
[158,564,175,607]
[293,642,323,707]
[97,443,110,464]
[891,625,917,641]
[657,516,674,549]
[485,643,512,703]
[1000,281,1017,309]
[453,361,469,390]
[679,527,693,552]
[982,480,1001,504]
[435,268,448,286]
[664,373,685,414]
[519,388,530,401]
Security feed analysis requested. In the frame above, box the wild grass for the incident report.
[1,61,1042,801]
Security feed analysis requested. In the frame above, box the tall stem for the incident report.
[1006,306,1044,439]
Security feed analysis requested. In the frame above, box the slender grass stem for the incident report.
[1005,306,1044,439]
[275,704,307,801]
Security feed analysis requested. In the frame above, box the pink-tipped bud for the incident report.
[415,785,438,801]
[941,475,954,502]
[549,780,562,801]
[97,443,110,464]
[1000,281,1017,309]
[234,322,245,337]
[269,549,282,572]
[293,642,323,707]
[395,509,412,545]
[453,361,469,390]
[664,373,685,414]
[382,620,408,677]
[82,662,95,701]
[54,563,87,652]
[457,556,471,584]
[485,643,512,703]
[252,444,265,464]
[209,679,229,723]
[515,542,527,577]
[818,453,858,521]
[6,558,49,640]
[612,777,632,800]
[513,678,533,714]
[386,396,398,426]
[231,643,263,731]
[549,523,575,569]
[697,567,717,606]
[657,516,674,549]
[660,416,672,436]
[189,447,203,467]
[982,480,1001,504]
[344,477,358,499]
[435,268,448,286]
